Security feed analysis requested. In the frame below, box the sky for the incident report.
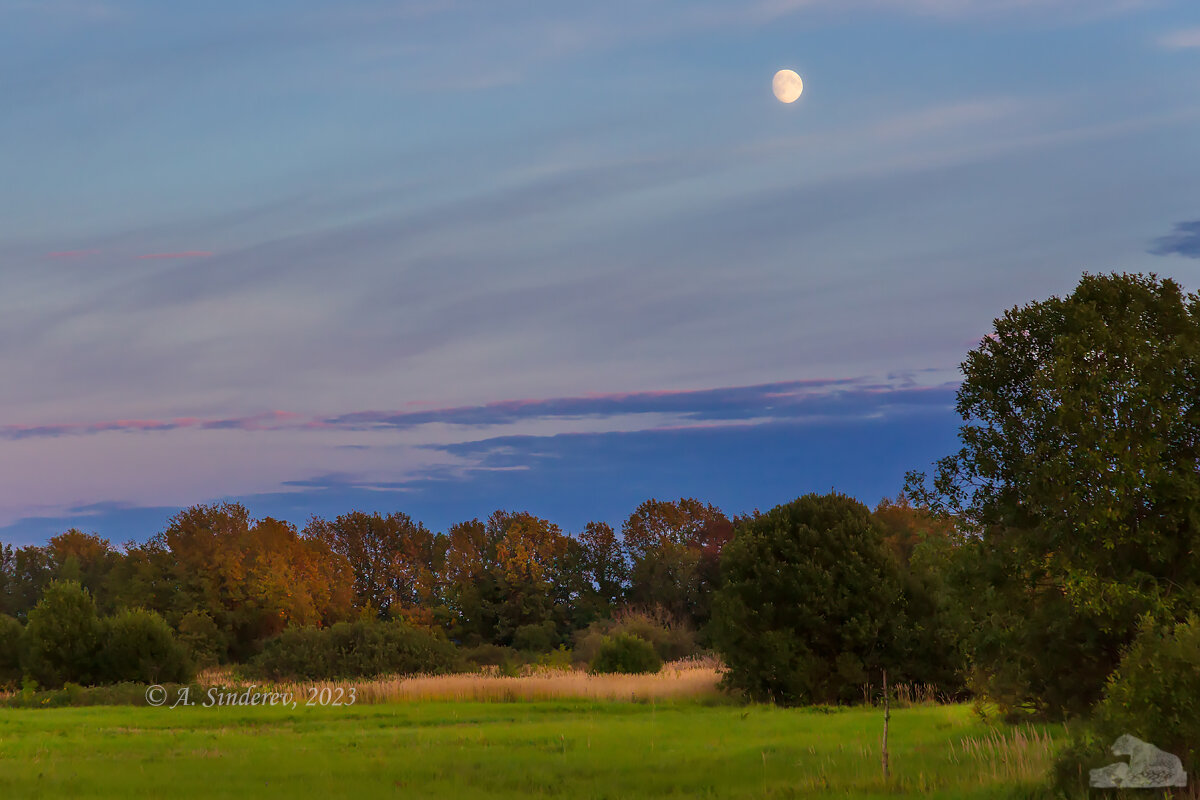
[2,0,1200,545]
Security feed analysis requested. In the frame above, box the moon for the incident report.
[773,69,803,103]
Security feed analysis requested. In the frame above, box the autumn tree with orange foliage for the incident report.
[622,498,733,628]
[156,503,354,659]
[304,510,445,622]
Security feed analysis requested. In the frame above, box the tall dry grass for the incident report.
[200,659,723,704]
[859,681,954,707]
[950,724,1057,784]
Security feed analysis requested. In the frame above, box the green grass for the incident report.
[0,701,1060,799]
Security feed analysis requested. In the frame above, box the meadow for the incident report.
[0,669,1063,799]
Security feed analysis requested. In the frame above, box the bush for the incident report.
[1,681,204,709]
[97,609,193,685]
[21,580,102,688]
[589,634,662,675]
[252,627,332,679]
[573,608,697,665]
[253,619,459,680]
[462,643,521,673]
[1095,614,1200,771]
[512,621,559,653]
[1049,729,1114,798]
[535,645,574,672]
[176,609,226,668]
[0,614,22,688]
[1051,614,1200,795]
[708,493,906,705]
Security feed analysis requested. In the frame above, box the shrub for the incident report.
[1095,614,1200,771]
[512,621,559,653]
[535,645,574,672]
[573,608,697,665]
[462,643,521,673]
[97,609,193,685]
[1049,729,1114,798]
[21,580,102,688]
[0,614,22,688]
[708,493,906,705]
[176,609,226,668]
[1051,614,1200,795]
[589,634,662,675]
[253,619,459,680]
[251,626,332,680]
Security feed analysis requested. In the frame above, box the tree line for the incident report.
[0,494,950,669]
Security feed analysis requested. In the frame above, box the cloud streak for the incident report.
[0,378,958,442]
[1159,28,1200,50]
[1149,220,1200,259]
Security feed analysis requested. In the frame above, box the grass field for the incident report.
[0,698,1062,799]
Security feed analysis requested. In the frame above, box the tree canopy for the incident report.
[913,272,1200,716]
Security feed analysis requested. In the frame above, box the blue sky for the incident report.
[2,0,1200,545]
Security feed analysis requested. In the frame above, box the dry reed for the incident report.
[201,660,723,704]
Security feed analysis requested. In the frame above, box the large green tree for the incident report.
[709,492,907,705]
[21,580,102,688]
[912,272,1200,716]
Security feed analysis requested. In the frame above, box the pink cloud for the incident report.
[0,376,960,444]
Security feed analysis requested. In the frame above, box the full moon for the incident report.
[772,69,804,103]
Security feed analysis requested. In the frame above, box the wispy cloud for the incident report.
[733,0,1157,24]
[1158,28,1200,50]
[136,251,214,259]
[0,378,958,442]
[1149,220,1200,259]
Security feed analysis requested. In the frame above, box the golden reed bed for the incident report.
[200,660,723,704]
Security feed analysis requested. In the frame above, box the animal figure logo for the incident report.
[1089,734,1188,789]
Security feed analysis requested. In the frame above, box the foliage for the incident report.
[0,543,55,620]
[47,530,118,612]
[460,643,522,674]
[21,580,102,689]
[872,496,971,697]
[588,633,662,675]
[441,511,574,648]
[573,607,697,665]
[1094,614,1200,772]
[1051,617,1200,795]
[511,620,559,653]
[156,504,357,660]
[304,511,443,618]
[709,492,907,705]
[910,272,1200,718]
[250,626,331,679]
[0,613,22,687]
[251,619,460,680]
[175,609,226,668]
[96,609,193,685]
[622,499,732,629]
[576,522,629,615]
